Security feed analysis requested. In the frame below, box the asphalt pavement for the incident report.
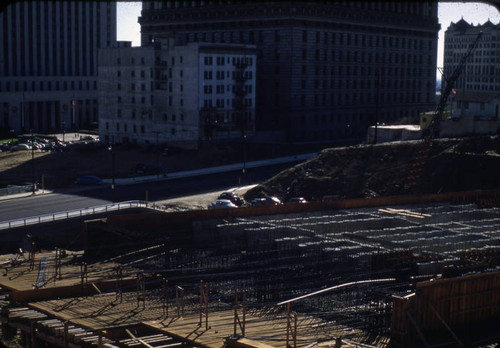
[0,152,316,223]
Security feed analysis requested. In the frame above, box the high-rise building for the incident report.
[139,1,440,141]
[444,19,500,119]
[98,38,257,146]
[0,1,116,135]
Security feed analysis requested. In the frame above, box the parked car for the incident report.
[218,191,245,206]
[287,197,307,204]
[10,143,31,151]
[250,196,282,206]
[207,199,237,210]
[75,175,103,185]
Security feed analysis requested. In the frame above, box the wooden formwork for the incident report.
[391,271,500,345]
[98,189,500,234]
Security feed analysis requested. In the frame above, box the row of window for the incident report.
[204,111,254,124]
[116,109,153,120]
[185,29,431,53]
[302,78,425,90]
[295,91,429,107]
[202,98,253,108]
[105,121,145,134]
[117,57,146,65]
[146,1,433,19]
[204,56,254,66]
[297,48,431,66]
[203,70,254,80]
[117,95,154,105]
[116,83,151,91]
[446,44,498,51]
[302,30,430,51]
[297,65,434,79]
[116,69,152,78]
[162,113,184,122]
[203,84,253,94]
[0,80,97,93]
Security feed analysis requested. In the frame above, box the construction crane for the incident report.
[405,31,482,191]
[424,31,483,139]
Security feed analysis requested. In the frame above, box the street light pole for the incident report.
[31,129,35,194]
[109,145,116,202]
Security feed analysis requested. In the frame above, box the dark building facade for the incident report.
[0,1,116,135]
[444,19,500,119]
[139,1,440,142]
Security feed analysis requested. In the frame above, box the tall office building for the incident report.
[444,19,500,119]
[139,1,439,141]
[0,1,116,135]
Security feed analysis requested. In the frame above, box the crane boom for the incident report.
[426,31,483,138]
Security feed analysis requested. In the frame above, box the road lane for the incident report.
[0,162,295,223]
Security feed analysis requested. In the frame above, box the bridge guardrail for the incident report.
[0,200,148,230]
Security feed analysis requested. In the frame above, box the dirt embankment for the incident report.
[244,136,500,202]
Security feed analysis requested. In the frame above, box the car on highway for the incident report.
[75,175,103,185]
[217,191,245,206]
[250,196,282,206]
[207,199,237,210]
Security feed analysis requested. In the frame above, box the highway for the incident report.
[0,162,296,223]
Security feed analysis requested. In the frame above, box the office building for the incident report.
[444,19,500,119]
[0,1,116,135]
[139,1,440,141]
[98,38,257,146]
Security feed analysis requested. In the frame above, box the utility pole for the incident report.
[373,69,380,144]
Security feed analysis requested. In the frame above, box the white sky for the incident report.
[116,2,500,69]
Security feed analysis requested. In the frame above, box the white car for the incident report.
[207,199,237,210]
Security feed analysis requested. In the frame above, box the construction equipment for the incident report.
[424,31,483,138]
[407,31,483,191]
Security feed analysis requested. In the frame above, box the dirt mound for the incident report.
[244,136,500,202]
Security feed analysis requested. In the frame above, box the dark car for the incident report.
[75,175,103,185]
[250,196,282,206]
[218,191,245,206]
[287,197,307,204]
[207,199,238,210]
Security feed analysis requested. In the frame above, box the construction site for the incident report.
[1,27,499,348]
[1,185,500,348]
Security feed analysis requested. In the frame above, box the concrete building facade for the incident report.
[444,19,500,120]
[0,1,116,135]
[98,39,257,146]
[139,1,440,142]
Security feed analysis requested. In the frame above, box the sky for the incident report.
[117,1,500,69]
